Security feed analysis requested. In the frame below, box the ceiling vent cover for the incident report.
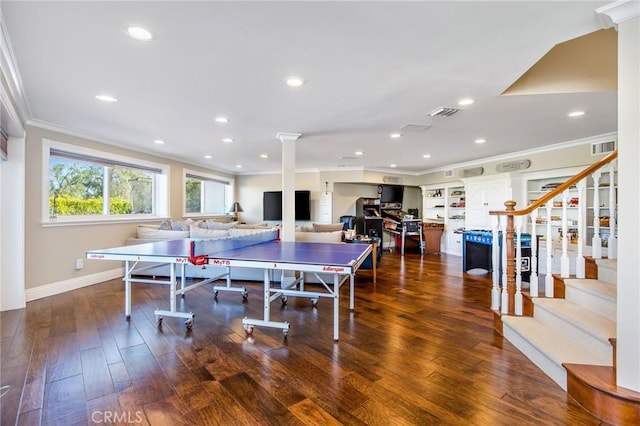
[591,140,616,155]
[462,167,484,178]
[428,107,459,117]
[401,123,432,131]
[444,169,454,178]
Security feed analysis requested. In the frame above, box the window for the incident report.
[184,170,233,216]
[43,140,169,223]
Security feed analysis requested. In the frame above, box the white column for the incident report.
[277,132,301,243]
[597,1,640,392]
[545,201,554,297]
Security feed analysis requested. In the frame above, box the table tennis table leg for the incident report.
[349,273,355,312]
[333,273,340,342]
[180,263,186,298]
[124,260,132,320]
[153,263,195,327]
[242,269,290,337]
[170,264,177,313]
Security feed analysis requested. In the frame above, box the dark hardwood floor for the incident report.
[1,250,608,425]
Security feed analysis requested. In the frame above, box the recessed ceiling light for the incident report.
[423,154,431,158]
[390,133,401,139]
[95,94,117,103]
[214,116,229,123]
[285,76,305,87]
[126,26,153,41]
[153,139,165,145]
[354,151,364,156]
[204,155,212,159]
[235,164,242,168]
[458,98,475,106]
[475,138,487,144]
[568,110,585,117]
[259,154,269,159]
[222,138,234,143]
[390,164,397,168]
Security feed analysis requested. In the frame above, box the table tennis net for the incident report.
[189,229,280,264]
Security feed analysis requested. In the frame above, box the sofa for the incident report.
[125,219,348,282]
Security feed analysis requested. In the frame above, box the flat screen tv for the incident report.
[263,190,311,221]
[380,185,404,204]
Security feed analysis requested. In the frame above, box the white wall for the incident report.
[1,136,26,310]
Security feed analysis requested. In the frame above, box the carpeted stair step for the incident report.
[532,298,615,362]
[596,259,617,285]
[502,316,612,390]
[563,278,616,321]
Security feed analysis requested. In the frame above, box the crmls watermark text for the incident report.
[91,410,144,424]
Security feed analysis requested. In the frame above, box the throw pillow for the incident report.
[205,220,238,230]
[295,230,343,243]
[171,219,195,231]
[312,223,345,232]
[189,226,229,239]
[137,225,189,240]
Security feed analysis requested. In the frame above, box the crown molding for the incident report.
[0,11,31,132]
[416,132,618,176]
[596,0,640,29]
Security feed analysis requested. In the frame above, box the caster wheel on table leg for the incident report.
[214,290,219,298]
[242,291,248,302]
[125,315,131,321]
[311,298,318,308]
[281,296,288,306]
[244,325,254,336]
[156,317,163,326]
[184,319,193,330]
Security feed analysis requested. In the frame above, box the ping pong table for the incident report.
[86,230,373,340]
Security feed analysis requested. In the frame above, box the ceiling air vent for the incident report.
[400,123,432,132]
[591,140,616,155]
[428,107,459,117]
[461,167,484,178]
[444,169,454,178]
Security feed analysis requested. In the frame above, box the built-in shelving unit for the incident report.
[585,171,617,247]
[422,183,464,256]
[527,176,579,243]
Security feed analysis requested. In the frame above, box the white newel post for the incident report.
[575,179,586,279]
[529,211,539,297]
[560,189,570,278]
[608,160,618,259]
[591,169,603,258]
[545,201,554,297]
[490,215,500,311]
[514,216,523,316]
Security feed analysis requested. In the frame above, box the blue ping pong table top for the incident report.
[89,239,371,266]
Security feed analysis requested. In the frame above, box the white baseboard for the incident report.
[25,268,124,302]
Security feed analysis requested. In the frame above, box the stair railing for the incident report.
[489,151,617,315]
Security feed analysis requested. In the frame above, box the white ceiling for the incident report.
[1,1,617,175]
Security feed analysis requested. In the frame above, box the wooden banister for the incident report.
[490,150,618,316]
[490,150,618,216]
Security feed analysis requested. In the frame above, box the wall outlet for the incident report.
[75,258,83,270]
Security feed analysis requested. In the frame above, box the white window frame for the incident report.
[42,139,170,225]
[183,168,234,218]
